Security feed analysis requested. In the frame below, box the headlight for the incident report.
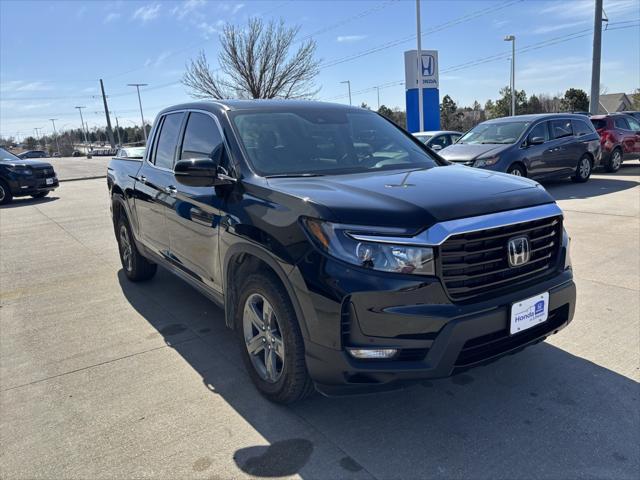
[6,165,33,175]
[473,156,499,168]
[302,218,435,275]
[563,227,572,270]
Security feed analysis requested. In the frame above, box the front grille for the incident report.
[454,305,569,367]
[34,167,55,178]
[439,215,562,301]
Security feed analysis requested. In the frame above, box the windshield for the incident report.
[458,121,531,145]
[230,109,440,176]
[0,147,22,163]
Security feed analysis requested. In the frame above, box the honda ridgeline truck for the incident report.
[107,101,575,403]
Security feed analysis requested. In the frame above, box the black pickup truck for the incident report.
[107,100,576,403]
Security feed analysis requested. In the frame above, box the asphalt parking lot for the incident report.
[47,156,111,182]
[1,164,638,479]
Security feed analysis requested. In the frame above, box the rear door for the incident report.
[622,116,640,157]
[547,119,576,176]
[612,117,636,156]
[134,112,185,257]
[166,111,227,293]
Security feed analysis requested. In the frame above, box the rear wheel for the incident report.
[507,164,526,177]
[31,191,49,199]
[606,148,622,172]
[572,155,592,183]
[0,180,12,205]
[237,272,314,404]
[117,214,157,282]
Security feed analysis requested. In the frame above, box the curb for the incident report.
[59,175,107,183]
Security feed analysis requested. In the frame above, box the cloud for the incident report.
[104,12,121,23]
[1,81,53,92]
[20,102,53,111]
[532,20,589,34]
[538,0,637,19]
[218,2,244,15]
[197,19,224,38]
[132,3,161,23]
[336,35,367,43]
[172,0,206,20]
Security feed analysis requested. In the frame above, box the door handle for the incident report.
[164,185,177,196]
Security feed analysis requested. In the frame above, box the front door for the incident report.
[166,111,227,293]
[546,119,576,176]
[134,112,185,257]
[523,121,551,178]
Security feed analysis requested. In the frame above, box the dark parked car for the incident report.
[18,150,47,159]
[108,101,575,403]
[439,114,601,183]
[0,147,58,205]
[413,130,463,151]
[590,113,640,172]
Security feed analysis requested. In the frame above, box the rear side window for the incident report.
[572,120,593,137]
[614,117,630,130]
[590,119,607,130]
[528,122,549,142]
[429,135,451,149]
[627,116,640,131]
[180,112,224,160]
[153,112,184,169]
[550,119,573,139]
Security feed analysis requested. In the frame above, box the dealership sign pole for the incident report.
[416,0,424,133]
[404,48,440,133]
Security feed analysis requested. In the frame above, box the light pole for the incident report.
[49,118,60,155]
[113,114,122,146]
[416,0,424,132]
[127,83,148,142]
[74,106,89,147]
[504,35,516,116]
[376,86,380,109]
[589,0,603,114]
[340,80,352,106]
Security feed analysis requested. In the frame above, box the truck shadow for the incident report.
[0,195,59,208]
[117,268,639,479]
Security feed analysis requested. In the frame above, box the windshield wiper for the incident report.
[265,173,326,178]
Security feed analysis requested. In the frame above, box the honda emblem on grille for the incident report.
[508,236,530,267]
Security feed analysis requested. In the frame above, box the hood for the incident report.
[1,159,52,168]
[265,165,553,229]
[439,143,510,163]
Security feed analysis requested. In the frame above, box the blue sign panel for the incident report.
[404,50,440,133]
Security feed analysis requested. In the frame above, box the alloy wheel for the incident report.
[611,151,622,170]
[243,293,285,383]
[510,169,522,176]
[0,185,5,202]
[579,158,591,179]
[119,224,133,272]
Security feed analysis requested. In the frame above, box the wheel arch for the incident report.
[223,243,310,341]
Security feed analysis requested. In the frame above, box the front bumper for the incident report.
[305,272,575,395]
[10,176,59,197]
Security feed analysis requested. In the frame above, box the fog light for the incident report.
[347,348,397,359]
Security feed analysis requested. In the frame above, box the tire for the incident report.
[572,155,592,183]
[606,148,622,173]
[507,164,526,177]
[116,214,157,282]
[31,191,49,199]
[237,272,314,404]
[0,179,12,205]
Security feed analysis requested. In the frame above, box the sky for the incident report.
[1,0,638,139]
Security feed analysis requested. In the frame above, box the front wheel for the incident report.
[572,155,592,183]
[116,215,157,282]
[0,180,12,205]
[237,273,314,404]
[507,164,526,177]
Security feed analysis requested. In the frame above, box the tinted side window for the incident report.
[451,134,462,143]
[591,119,607,130]
[429,135,450,148]
[180,112,223,160]
[572,120,593,137]
[528,122,549,142]
[551,119,573,139]
[627,116,640,131]
[614,117,630,130]
[153,112,184,169]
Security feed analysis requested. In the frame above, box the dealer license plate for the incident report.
[510,292,549,335]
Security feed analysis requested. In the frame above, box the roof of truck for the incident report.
[160,99,361,114]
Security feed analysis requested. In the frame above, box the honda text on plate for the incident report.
[107,101,576,403]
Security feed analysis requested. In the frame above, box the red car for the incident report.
[590,114,640,172]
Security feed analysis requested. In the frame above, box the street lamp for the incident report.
[127,83,148,142]
[49,118,60,155]
[504,34,516,116]
[340,80,352,106]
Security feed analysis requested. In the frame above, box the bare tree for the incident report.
[183,18,320,100]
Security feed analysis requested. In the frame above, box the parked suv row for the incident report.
[438,113,601,183]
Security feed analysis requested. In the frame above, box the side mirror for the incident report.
[528,136,545,146]
[431,144,443,151]
[174,154,235,187]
